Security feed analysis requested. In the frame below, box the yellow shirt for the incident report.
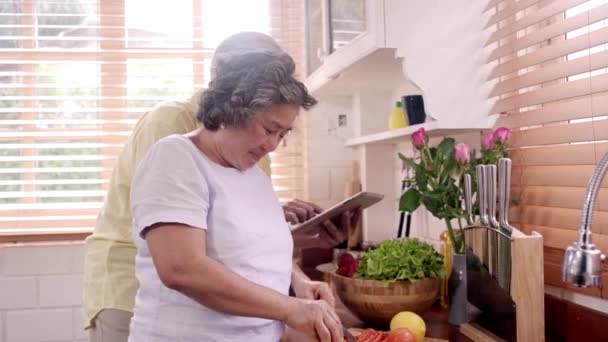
[82,93,271,327]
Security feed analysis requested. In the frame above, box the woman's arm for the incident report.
[146,223,294,319]
[145,223,343,342]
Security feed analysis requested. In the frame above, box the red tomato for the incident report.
[356,329,380,342]
[354,329,369,342]
[369,330,382,342]
[370,331,388,342]
[386,328,416,342]
[355,329,390,342]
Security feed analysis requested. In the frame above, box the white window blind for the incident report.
[484,0,608,297]
[0,0,306,241]
[268,0,306,203]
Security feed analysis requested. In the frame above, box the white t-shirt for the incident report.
[129,134,294,342]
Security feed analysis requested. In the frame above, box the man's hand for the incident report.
[283,199,323,224]
[290,206,362,250]
[316,209,361,249]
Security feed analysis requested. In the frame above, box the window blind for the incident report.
[0,0,306,241]
[484,0,608,298]
[268,0,306,202]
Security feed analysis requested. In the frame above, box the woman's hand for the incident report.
[287,266,343,341]
[283,298,343,342]
[291,264,336,306]
[291,279,336,307]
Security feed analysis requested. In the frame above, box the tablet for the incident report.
[290,191,384,234]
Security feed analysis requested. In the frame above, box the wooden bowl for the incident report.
[329,272,440,327]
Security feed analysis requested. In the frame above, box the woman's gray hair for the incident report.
[197,51,317,131]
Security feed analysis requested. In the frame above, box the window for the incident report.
[484,0,608,298]
[0,0,306,241]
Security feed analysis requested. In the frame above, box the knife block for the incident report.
[460,226,544,342]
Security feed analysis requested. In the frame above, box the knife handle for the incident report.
[498,158,512,233]
[476,165,488,226]
[485,164,499,228]
[464,174,473,225]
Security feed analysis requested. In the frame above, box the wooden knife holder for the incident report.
[460,226,544,342]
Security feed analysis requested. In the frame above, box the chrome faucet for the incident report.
[562,153,608,288]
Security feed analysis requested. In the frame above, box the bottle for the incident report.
[388,101,408,130]
[402,95,426,125]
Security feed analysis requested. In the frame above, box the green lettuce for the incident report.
[355,239,445,282]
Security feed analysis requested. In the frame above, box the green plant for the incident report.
[355,239,445,282]
[398,127,511,254]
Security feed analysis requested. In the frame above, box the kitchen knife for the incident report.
[343,327,357,342]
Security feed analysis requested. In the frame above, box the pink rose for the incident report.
[412,127,428,149]
[482,132,494,150]
[493,127,511,144]
[454,143,470,164]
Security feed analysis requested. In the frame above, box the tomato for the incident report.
[368,330,381,342]
[355,328,389,342]
[356,329,380,342]
[371,331,388,342]
[355,329,370,342]
[386,328,416,342]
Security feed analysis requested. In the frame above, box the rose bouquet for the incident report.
[398,127,512,254]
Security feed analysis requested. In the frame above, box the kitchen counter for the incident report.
[306,263,473,341]
[281,299,470,342]
[336,299,473,341]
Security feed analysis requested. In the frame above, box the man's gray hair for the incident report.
[198,35,317,131]
[210,32,282,80]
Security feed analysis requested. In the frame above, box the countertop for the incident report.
[336,299,473,341]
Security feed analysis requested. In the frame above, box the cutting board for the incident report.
[348,328,448,342]
[344,161,362,249]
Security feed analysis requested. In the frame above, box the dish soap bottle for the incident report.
[388,101,408,130]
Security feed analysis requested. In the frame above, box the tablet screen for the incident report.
[290,191,384,234]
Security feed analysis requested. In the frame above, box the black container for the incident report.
[402,95,426,125]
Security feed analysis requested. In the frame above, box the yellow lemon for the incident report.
[390,311,426,342]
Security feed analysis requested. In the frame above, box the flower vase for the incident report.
[439,231,453,308]
[448,253,468,325]
[439,228,462,308]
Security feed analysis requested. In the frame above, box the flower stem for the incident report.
[458,217,465,249]
[445,219,461,254]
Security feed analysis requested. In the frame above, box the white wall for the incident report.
[304,94,358,210]
[386,0,496,128]
[303,94,484,247]
[0,243,87,342]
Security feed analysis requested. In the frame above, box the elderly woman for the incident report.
[128,48,343,340]
[84,32,359,342]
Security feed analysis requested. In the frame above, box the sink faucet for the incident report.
[562,153,608,287]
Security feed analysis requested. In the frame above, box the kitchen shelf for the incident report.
[306,48,405,96]
[344,122,484,147]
